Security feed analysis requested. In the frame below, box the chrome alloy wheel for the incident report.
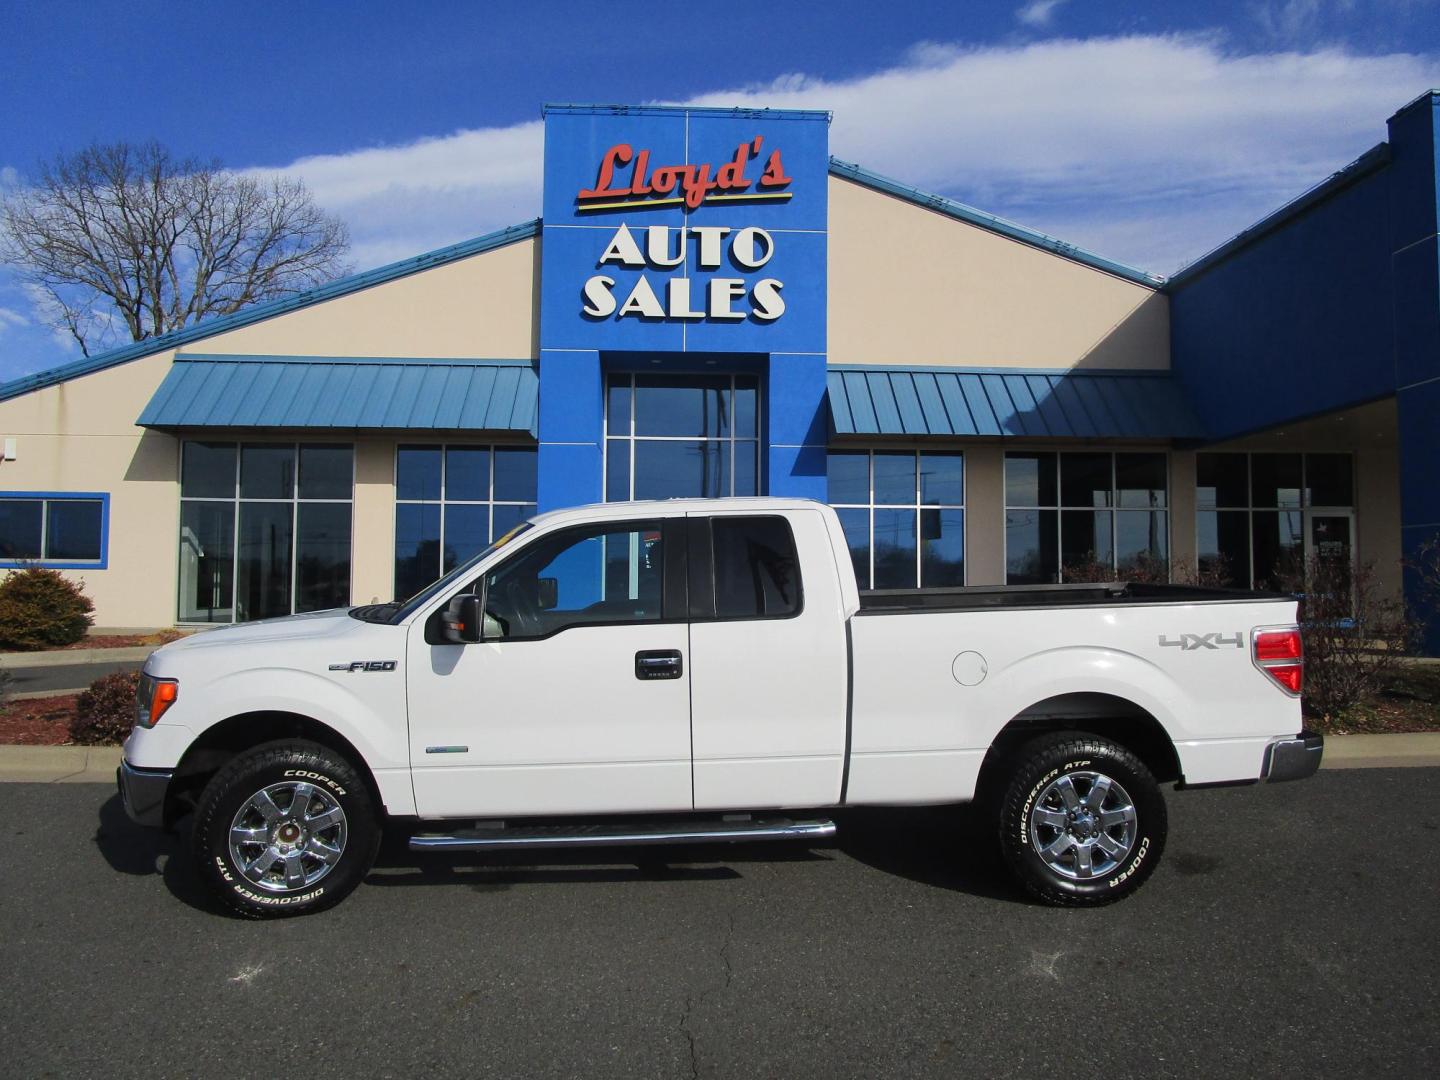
[228,781,348,893]
[1029,770,1138,880]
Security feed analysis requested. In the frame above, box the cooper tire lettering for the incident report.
[282,769,347,795]
[996,733,1167,907]
[192,739,380,919]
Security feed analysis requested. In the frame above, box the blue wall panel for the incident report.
[1393,237,1440,390]
[1169,167,1396,440]
[537,349,603,512]
[767,444,827,502]
[1169,92,1440,652]
[1399,378,1440,654]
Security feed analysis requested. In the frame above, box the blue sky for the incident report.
[2,0,1438,378]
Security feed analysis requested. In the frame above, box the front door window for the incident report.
[604,373,761,500]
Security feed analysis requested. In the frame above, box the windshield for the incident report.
[360,521,535,625]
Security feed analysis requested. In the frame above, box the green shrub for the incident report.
[69,670,140,745]
[0,567,95,650]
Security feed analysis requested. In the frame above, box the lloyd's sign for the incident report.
[578,137,791,323]
[539,105,829,355]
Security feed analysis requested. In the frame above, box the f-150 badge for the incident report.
[1158,633,1243,650]
[328,660,398,672]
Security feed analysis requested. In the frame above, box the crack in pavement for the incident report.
[678,912,736,1079]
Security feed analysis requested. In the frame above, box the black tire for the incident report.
[192,739,381,919]
[997,731,1166,906]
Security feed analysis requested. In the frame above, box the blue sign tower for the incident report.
[536,104,832,511]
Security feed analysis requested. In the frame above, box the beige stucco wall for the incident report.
[1169,451,1198,572]
[962,445,1005,585]
[827,177,1169,370]
[0,349,182,627]
[193,237,540,359]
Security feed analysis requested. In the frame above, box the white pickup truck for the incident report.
[119,498,1321,917]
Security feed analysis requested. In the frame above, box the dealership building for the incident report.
[1,94,1438,649]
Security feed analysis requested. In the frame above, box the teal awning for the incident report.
[138,354,538,434]
[827,367,1203,440]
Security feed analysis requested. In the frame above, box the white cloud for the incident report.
[1251,0,1360,42]
[245,34,1438,277]
[1017,1,1069,29]
[0,306,29,334]
[245,123,544,270]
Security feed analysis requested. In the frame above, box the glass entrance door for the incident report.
[1307,511,1354,616]
[1307,512,1353,563]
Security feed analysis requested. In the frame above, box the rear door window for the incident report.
[710,516,802,619]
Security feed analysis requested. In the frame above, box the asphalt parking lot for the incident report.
[1,769,1436,1078]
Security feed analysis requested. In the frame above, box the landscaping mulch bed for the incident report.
[1306,664,1440,735]
[0,630,183,654]
[0,694,79,745]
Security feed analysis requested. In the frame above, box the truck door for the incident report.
[686,510,849,809]
[406,517,693,818]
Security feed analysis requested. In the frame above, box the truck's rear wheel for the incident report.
[192,740,380,919]
[997,732,1166,906]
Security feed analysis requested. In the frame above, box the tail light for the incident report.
[1253,628,1303,696]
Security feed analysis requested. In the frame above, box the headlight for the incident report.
[135,672,179,729]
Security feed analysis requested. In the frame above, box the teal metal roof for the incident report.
[827,366,1202,440]
[828,159,1164,287]
[0,219,540,405]
[137,355,538,434]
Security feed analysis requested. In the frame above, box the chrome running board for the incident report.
[408,815,836,852]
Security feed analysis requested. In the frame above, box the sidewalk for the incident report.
[0,646,156,669]
[1,734,1437,784]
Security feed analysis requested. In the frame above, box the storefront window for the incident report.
[605,374,761,500]
[0,494,107,567]
[1005,452,1168,584]
[827,450,964,589]
[394,444,537,601]
[179,442,353,623]
[1196,452,1353,588]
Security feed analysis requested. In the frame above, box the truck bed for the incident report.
[857,581,1288,615]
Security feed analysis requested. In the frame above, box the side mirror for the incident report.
[537,576,559,611]
[440,593,483,644]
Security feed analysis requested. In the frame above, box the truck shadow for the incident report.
[92,793,232,917]
[94,794,1030,914]
[833,805,1031,904]
[366,805,1029,904]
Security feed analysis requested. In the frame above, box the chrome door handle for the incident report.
[635,649,683,680]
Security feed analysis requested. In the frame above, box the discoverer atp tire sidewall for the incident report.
[192,740,381,919]
[998,732,1167,907]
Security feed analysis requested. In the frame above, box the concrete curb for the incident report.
[11,688,87,701]
[1318,732,1440,770]
[1,734,1437,785]
[0,646,155,669]
[0,745,123,783]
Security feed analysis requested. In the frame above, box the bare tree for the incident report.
[0,141,350,356]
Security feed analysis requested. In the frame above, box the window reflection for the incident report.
[393,443,537,600]
[605,373,760,500]
[828,449,964,589]
[180,442,352,624]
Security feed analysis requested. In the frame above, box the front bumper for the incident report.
[1263,732,1324,783]
[117,760,173,828]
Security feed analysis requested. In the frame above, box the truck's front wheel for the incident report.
[192,740,381,919]
[997,732,1166,906]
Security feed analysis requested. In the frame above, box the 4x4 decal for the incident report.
[1158,633,1244,651]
